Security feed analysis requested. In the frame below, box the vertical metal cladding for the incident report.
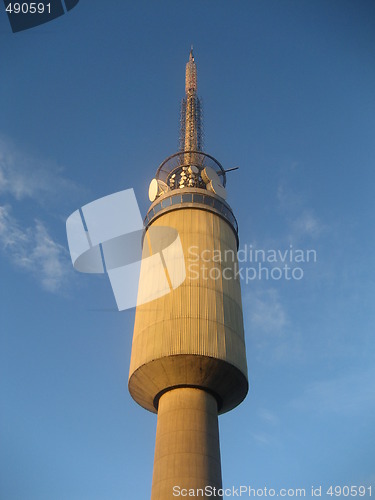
[128,199,248,414]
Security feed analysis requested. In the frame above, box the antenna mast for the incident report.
[180,47,203,154]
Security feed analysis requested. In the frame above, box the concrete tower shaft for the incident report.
[152,388,222,499]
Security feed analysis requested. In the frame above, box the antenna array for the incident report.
[179,48,204,152]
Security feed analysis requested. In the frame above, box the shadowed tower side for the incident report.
[128,50,248,499]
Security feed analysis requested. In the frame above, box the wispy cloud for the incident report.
[0,136,80,293]
[292,210,322,238]
[258,408,280,426]
[0,205,71,292]
[251,432,273,446]
[251,410,281,447]
[244,288,288,334]
[277,177,326,241]
[0,136,79,202]
[290,367,375,417]
[277,180,302,211]
[243,287,305,363]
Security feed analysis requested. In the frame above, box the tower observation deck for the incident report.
[128,49,248,499]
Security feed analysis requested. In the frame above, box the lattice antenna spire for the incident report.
[180,47,203,152]
[185,46,197,93]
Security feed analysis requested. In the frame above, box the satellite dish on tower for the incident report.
[201,166,220,185]
[201,166,227,200]
[149,179,169,202]
[188,165,199,175]
[207,179,227,200]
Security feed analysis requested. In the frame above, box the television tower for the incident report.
[128,49,248,499]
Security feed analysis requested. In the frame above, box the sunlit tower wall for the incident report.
[128,49,248,499]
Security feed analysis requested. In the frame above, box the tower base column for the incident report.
[151,387,223,499]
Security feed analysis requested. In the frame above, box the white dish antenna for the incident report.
[188,165,199,175]
[207,179,227,200]
[149,179,169,202]
[201,166,220,185]
[201,166,227,200]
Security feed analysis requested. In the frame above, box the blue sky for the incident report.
[1,1,375,498]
